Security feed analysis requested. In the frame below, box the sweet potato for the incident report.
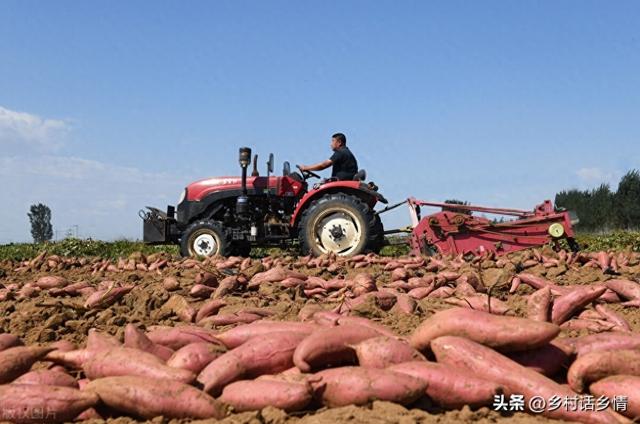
[86,329,120,352]
[431,336,622,423]
[12,369,78,388]
[0,333,23,351]
[594,304,632,331]
[35,275,68,289]
[427,286,454,298]
[198,332,307,395]
[199,311,263,326]
[590,375,640,419]
[293,324,383,372]
[124,324,174,361]
[393,293,417,314]
[526,286,551,322]
[551,285,607,325]
[213,276,239,298]
[312,366,426,407]
[163,276,180,291]
[389,361,502,409]
[560,318,615,333]
[83,284,133,309]
[0,384,98,423]
[161,294,196,322]
[83,347,195,383]
[567,349,640,393]
[214,321,317,349]
[220,378,314,412]
[573,332,640,356]
[86,376,225,419]
[410,307,559,352]
[167,342,227,374]
[604,279,640,301]
[443,294,511,315]
[195,299,227,323]
[189,284,215,298]
[146,325,221,350]
[0,345,53,384]
[336,316,396,337]
[506,341,572,377]
[353,336,424,368]
[44,349,91,370]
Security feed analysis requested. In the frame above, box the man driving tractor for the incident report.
[297,132,358,181]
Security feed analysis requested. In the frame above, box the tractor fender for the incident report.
[290,181,387,227]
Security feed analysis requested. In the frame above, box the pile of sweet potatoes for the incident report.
[2,247,640,422]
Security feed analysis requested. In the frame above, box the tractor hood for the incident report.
[186,176,280,201]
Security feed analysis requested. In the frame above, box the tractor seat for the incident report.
[353,169,366,181]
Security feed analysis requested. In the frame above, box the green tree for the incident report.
[614,170,640,229]
[28,203,53,243]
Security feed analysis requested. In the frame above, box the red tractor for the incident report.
[141,147,387,257]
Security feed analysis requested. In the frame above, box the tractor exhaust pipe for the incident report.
[237,147,252,215]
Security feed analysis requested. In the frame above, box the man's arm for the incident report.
[299,159,332,172]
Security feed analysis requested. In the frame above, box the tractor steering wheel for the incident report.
[296,165,321,180]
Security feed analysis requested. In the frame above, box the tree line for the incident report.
[555,170,640,232]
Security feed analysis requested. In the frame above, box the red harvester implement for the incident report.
[401,198,579,257]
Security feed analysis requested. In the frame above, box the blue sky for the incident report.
[1,1,639,243]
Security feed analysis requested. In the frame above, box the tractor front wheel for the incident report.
[180,220,230,258]
[298,193,378,257]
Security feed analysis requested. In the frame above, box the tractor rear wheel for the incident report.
[298,193,379,257]
[180,220,230,258]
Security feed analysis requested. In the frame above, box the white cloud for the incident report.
[0,155,187,243]
[0,105,69,151]
[575,167,621,188]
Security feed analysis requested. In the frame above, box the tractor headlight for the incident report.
[178,188,187,204]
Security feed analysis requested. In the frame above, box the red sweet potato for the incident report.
[167,342,226,374]
[590,375,640,419]
[83,347,195,383]
[86,376,225,419]
[389,361,502,409]
[573,332,640,356]
[393,293,418,314]
[123,324,174,361]
[146,325,221,350]
[163,276,180,291]
[12,369,78,388]
[443,294,511,315]
[604,279,640,301]
[35,275,68,289]
[219,378,314,412]
[199,311,263,326]
[336,316,396,337]
[312,366,426,407]
[567,349,640,393]
[86,329,120,352]
[44,349,92,370]
[506,341,573,377]
[0,345,53,384]
[83,284,133,309]
[594,304,632,331]
[431,336,622,424]
[353,336,425,368]
[214,321,317,349]
[195,299,227,323]
[198,332,307,396]
[527,287,551,322]
[551,285,607,324]
[0,384,98,423]
[0,333,23,351]
[293,324,383,372]
[560,318,615,333]
[410,307,559,352]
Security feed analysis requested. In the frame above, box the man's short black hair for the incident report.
[332,133,347,145]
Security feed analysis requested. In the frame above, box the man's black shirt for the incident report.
[330,146,358,180]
